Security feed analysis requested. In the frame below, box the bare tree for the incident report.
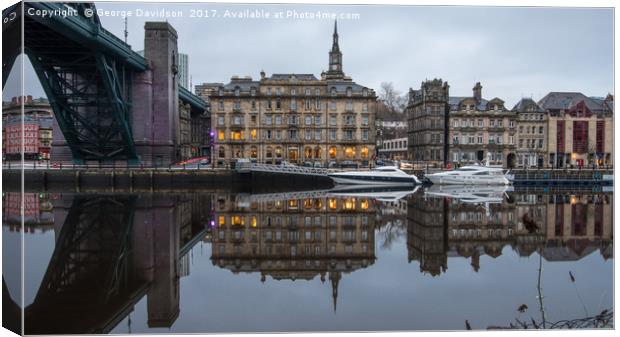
[379,82,407,115]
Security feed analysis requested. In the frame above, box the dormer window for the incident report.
[218,88,223,96]
[291,88,296,96]
[362,88,368,97]
[250,87,256,96]
[330,87,337,97]
[346,87,352,97]
[234,87,240,96]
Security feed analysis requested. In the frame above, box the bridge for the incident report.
[2,2,208,165]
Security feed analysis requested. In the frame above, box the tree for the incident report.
[379,82,407,115]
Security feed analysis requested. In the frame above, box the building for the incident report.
[378,137,408,160]
[210,192,376,310]
[448,83,517,168]
[539,92,613,168]
[2,96,54,161]
[195,83,224,102]
[512,98,548,168]
[406,79,450,166]
[209,22,377,167]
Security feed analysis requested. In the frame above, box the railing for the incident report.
[246,163,330,176]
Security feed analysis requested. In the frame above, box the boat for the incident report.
[328,166,421,185]
[425,163,511,185]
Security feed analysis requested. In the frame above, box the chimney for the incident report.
[260,70,266,80]
[27,95,32,103]
[11,97,16,104]
[473,82,482,101]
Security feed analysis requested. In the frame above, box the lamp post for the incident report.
[210,130,215,169]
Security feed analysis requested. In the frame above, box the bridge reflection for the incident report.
[2,192,212,334]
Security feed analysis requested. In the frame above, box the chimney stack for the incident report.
[473,82,482,101]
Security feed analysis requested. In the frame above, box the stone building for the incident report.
[539,92,613,168]
[2,96,54,161]
[512,98,548,168]
[209,22,377,167]
[448,83,517,168]
[406,79,450,166]
[210,192,376,310]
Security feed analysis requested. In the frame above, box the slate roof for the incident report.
[537,92,605,113]
[267,74,318,81]
[511,98,545,113]
[448,96,489,111]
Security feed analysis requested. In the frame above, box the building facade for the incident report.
[512,98,548,168]
[406,79,450,166]
[447,83,517,168]
[378,136,408,160]
[209,22,377,167]
[2,96,54,161]
[539,92,613,168]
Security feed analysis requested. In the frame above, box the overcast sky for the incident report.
[4,2,614,107]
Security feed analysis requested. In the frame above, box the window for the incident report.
[305,129,312,141]
[329,114,337,126]
[363,103,368,112]
[478,119,483,127]
[362,115,369,126]
[288,130,298,140]
[362,130,369,140]
[315,130,321,141]
[291,88,296,96]
[234,87,240,96]
[265,115,272,125]
[330,100,336,111]
[288,115,298,125]
[275,88,281,96]
[217,116,225,125]
[305,116,312,125]
[572,121,588,154]
[251,100,256,110]
[305,88,311,96]
[276,98,281,110]
[330,87,337,97]
[275,115,282,125]
[218,101,224,111]
[330,129,337,141]
[346,87,352,97]
[346,100,353,112]
[291,99,297,111]
[314,115,321,125]
[305,100,311,110]
[218,130,225,140]
[250,87,256,96]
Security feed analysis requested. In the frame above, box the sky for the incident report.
[4,2,614,108]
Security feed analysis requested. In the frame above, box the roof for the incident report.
[448,96,489,111]
[537,92,605,113]
[267,74,318,81]
[511,98,545,113]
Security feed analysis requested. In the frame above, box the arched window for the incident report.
[304,147,313,159]
[218,147,225,158]
[361,147,369,159]
[250,146,258,159]
[329,146,337,159]
[266,147,273,158]
[275,147,283,158]
[345,147,356,159]
[330,87,337,97]
[234,86,240,96]
[314,146,322,159]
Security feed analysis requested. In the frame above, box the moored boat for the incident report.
[328,166,421,185]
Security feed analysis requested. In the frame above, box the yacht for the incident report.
[328,166,421,185]
[425,164,511,185]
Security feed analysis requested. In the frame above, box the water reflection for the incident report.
[1,186,613,333]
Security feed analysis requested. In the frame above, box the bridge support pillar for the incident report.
[132,22,181,167]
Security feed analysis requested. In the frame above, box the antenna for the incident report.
[124,16,128,43]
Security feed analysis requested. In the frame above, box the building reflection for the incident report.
[210,193,376,311]
[407,191,614,276]
[1,192,212,334]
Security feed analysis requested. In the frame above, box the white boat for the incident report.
[426,164,511,185]
[328,166,421,185]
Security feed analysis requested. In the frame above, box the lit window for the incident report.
[328,198,338,210]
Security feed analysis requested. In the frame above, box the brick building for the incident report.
[539,92,613,168]
[2,96,54,161]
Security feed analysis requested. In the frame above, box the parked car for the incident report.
[313,162,323,168]
[328,161,338,169]
[280,160,296,167]
[302,161,313,167]
[375,159,385,166]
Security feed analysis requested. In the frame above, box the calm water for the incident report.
[2,186,614,333]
